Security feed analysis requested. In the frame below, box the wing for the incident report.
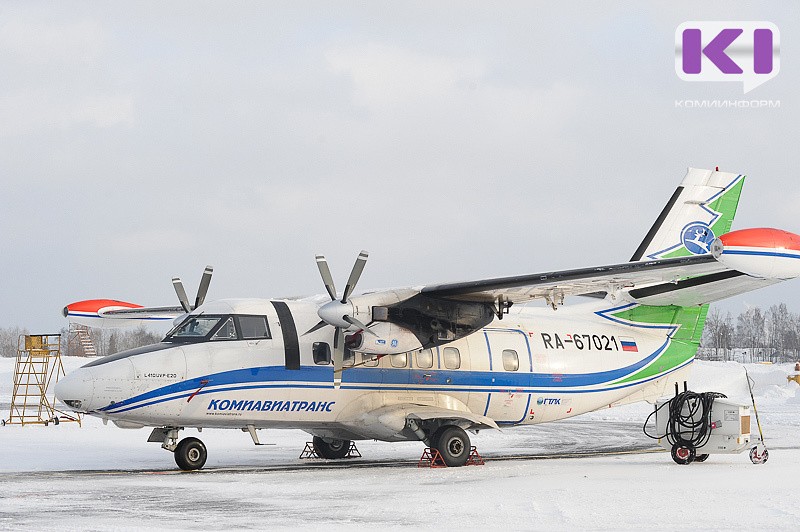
[418,228,800,307]
[316,228,800,359]
[63,299,184,328]
[63,265,212,329]
[420,254,725,305]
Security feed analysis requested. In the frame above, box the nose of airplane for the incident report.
[54,368,95,412]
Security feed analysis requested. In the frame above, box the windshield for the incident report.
[166,316,221,340]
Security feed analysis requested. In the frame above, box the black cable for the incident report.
[642,390,727,449]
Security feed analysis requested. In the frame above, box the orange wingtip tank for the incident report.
[719,227,800,251]
[62,299,143,319]
[717,228,800,279]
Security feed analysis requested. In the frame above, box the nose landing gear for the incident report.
[174,437,208,471]
[148,427,209,471]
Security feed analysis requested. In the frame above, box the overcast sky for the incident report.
[1,1,798,332]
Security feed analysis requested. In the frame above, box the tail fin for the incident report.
[630,168,745,261]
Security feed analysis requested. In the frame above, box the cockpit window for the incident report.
[164,314,272,343]
[238,316,270,339]
[167,316,221,340]
[212,317,237,341]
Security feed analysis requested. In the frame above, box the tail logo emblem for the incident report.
[681,222,715,255]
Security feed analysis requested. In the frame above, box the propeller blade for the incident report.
[343,315,378,337]
[194,265,213,308]
[315,255,338,301]
[333,327,344,389]
[342,250,369,303]
[303,320,329,336]
[172,277,192,313]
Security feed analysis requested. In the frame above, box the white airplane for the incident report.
[56,168,800,470]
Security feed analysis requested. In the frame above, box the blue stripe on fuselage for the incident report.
[99,338,668,414]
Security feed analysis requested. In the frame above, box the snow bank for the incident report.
[1,357,799,530]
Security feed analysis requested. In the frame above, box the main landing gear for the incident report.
[430,425,471,467]
[407,418,473,467]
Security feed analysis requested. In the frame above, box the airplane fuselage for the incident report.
[60,296,693,442]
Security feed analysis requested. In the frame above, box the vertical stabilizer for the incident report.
[630,168,744,261]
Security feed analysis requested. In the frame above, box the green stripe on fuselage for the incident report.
[609,304,708,384]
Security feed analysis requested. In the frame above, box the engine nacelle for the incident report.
[351,322,422,355]
[713,228,800,280]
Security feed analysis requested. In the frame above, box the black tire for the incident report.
[312,436,351,459]
[174,437,207,471]
[694,453,710,463]
[431,425,470,467]
[670,442,695,465]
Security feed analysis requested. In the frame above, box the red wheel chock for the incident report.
[418,448,447,468]
[418,446,485,468]
[465,446,485,466]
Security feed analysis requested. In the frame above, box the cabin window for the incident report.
[502,349,519,371]
[212,317,237,340]
[238,315,270,339]
[443,347,461,370]
[416,349,434,369]
[391,353,408,368]
[362,354,380,367]
[313,342,331,365]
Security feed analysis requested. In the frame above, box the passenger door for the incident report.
[484,329,532,424]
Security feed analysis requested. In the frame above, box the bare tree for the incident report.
[737,307,767,361]
[0,326,29,357]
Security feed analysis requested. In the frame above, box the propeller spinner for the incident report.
[308,251,374,388]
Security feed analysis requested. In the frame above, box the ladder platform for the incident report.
[5,334,81,427]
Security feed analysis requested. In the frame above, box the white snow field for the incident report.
[1,357,799,531]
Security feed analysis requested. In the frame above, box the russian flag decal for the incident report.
[619,336,638,352]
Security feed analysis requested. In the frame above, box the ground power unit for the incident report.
[648,391,753,464]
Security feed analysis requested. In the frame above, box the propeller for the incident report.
[172,266,214,313]
[307,251,373,388]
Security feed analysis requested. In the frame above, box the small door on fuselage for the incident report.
[483,329,532,425]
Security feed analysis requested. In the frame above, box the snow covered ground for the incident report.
[1,357,799,530]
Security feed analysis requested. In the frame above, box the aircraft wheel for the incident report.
[431,425,470,467]
[312,436,351,459]
[694,454,710,463]
[670,442,695,465]
[174,437,207,471]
